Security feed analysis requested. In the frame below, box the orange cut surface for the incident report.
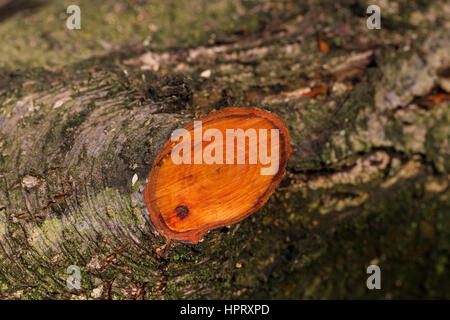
[144,107,291,243]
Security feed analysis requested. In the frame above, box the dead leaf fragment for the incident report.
[330,51,373,81]
[302,85,328,97]
[22,82,34,89]
[21,175,41,189]
[318,32,330,53]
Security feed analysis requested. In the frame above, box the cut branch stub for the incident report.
[144,107,291,243]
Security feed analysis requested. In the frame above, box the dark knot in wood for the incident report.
[175,205,189,219]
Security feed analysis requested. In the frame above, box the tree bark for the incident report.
[0,0,449,299]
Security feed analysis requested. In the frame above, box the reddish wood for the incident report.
[144,107,291,243]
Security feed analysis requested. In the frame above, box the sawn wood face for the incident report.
[144,108,291,243]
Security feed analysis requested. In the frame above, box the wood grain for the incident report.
[144,108,291,243]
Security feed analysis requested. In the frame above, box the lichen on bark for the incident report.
[0,0,449,299]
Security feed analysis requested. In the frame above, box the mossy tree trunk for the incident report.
[0,0,449,299]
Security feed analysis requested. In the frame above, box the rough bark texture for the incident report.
[0,0,449,299]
